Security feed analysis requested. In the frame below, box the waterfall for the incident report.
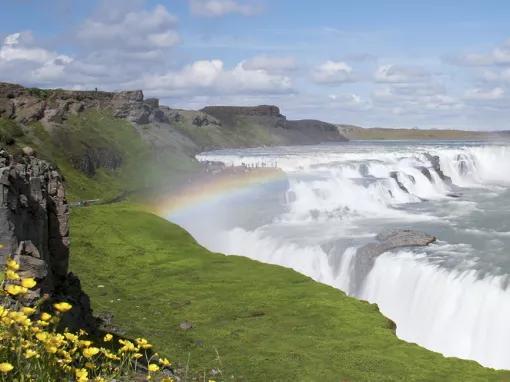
[181,143,510,369]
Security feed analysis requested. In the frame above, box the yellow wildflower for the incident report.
[22,307,36,316]
[0,362,13,373]
[36,320,49,328]
[40,312,52,321]
[64,332,79,342]
[85,361,95,369]
[103,333,113,342]
[9,311,27,325]
[159,357,172,366]
[6,259,19,271]
[53,302,72,313]
[36,332,48,342]
[119,339,136,352]
[82,347,100,358]
[24,349,38,359]
[21,278,37,289]
[79,340,92,347]
[45,345,58,354]
[75,368,88,382]
[148,363,160,372]
[5,284,27,296]
[5,269,19,280]
[132,352,143,359]
[103,349,120,361]
[136,337,152,349]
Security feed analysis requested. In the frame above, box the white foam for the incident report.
[361,251,510,369]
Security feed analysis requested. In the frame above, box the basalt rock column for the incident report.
[0,148,95,330]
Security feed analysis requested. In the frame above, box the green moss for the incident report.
[70,203,510,381]
[0,118,24,145]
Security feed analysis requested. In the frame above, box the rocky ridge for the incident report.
[0,82,348,201]
[0,82,347,149]
[0,82,166,126]
[0,148,94,330]
[201,105,346,144]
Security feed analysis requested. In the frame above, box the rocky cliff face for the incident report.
[0,82,169,126]
[0,82,348,191]
[200,105,347,143]
[0,148,94,330]
[284,119,346,142]
[0,83,348,153]
[201,105,284,120]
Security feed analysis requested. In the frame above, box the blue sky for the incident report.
[1,0,510,130]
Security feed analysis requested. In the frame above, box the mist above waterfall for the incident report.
[170,141,510,369]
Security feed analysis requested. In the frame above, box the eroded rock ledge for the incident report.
[0,148,95,330]
[350,229,436,294]
[0,82,169,126]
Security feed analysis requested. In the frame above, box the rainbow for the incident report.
[153,168,287,217]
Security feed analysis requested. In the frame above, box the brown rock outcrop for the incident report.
[0,82,164,127]
[0,148,95,331]
[200,104,348,143]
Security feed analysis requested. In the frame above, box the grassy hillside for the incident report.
[1,112,200,201]
[337,125,487,141]
[170,113,287,150]
[70,203,510,381]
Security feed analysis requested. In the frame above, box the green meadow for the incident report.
[70,203,510,381]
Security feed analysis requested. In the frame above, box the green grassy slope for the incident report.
[70,203,510,382]
[337,125,486,141]
[171,114,288,151]
[1,112,199,201]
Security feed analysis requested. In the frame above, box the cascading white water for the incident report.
[360,251,510,369]
[174,142,510,369]
[439,145,510,187]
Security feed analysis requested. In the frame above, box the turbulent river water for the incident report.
[167,141,510,369]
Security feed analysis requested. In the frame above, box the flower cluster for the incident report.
[0,257,174,381]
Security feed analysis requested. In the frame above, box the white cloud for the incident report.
[312,60,354,84]
[0,32,55,63]
[4,33,22,46]
[374,64,430,83]
[135,59,293,96]
[242,55,296,73]
[77,4,179,50]
[482,67,510,83]
[454,40,510,66]
[372,83,463,114]
[464,87,505,101]
[0,32,77,85]
[421,94,463,111]
[328,93,372,111]
[189,0,261,17]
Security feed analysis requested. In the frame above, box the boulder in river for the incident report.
[349,229,436,295]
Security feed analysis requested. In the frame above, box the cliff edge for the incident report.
[0,148,95,330]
